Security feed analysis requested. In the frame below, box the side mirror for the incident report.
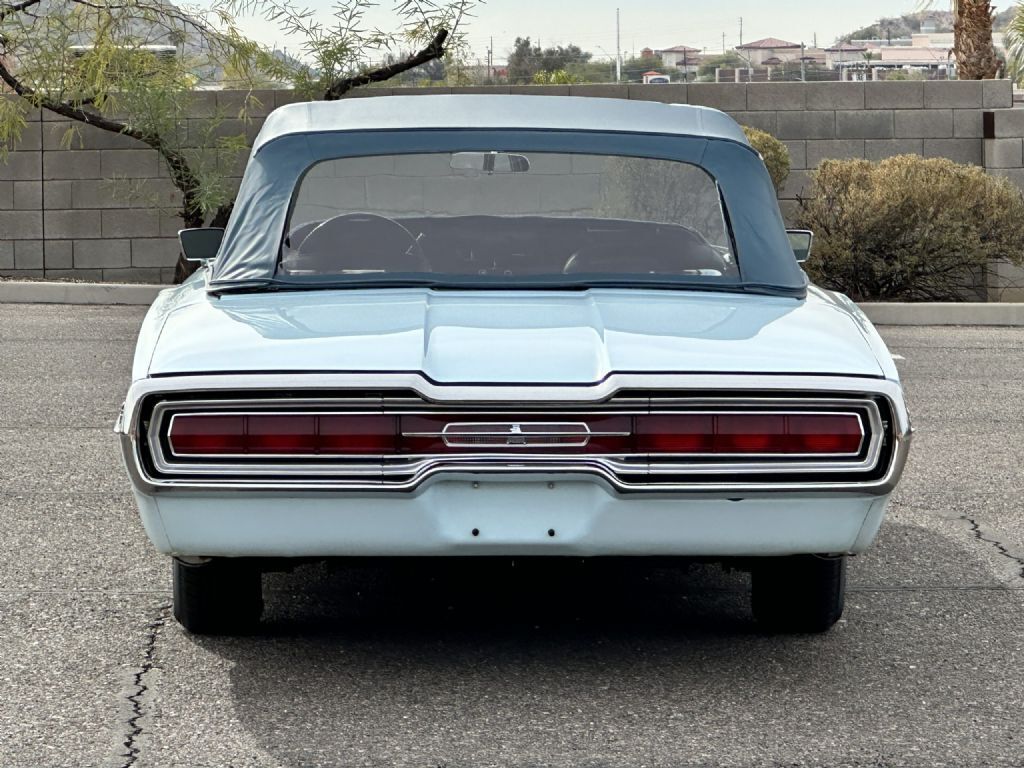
[178,227,224,263]
[787,229,813,264]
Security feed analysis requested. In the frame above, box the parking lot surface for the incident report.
[2,303,1023,767]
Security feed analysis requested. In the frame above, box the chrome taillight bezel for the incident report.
[142,395,886,484]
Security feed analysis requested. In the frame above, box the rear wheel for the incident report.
[172,558,263,635]
[751,555,846,633]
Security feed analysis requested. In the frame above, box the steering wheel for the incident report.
[296,212,430,273]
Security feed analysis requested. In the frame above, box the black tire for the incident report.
[172,558,263,635]
[751,555,846,634]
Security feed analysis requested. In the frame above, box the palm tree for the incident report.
[920,1,999,79]
[1002,5,1024,83]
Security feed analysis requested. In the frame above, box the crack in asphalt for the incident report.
[963,516,1024,580]
[120,602,172,768]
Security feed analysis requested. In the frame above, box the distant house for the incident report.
[735,37,801,67]
[654,44,701,77]
[824,42,868,69]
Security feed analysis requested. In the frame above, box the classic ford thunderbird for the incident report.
[117,95,911,634]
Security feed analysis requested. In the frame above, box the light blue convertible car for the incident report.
[117,95,911,634]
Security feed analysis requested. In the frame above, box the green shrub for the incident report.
[794,155,1024,302]
[742,125,790,193]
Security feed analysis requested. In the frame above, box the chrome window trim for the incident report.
[115,372,911,494]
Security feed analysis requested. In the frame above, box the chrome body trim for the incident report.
[153,405,870,467]
[117,372,910,496]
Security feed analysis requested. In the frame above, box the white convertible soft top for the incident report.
[210,95,806,295]
[250,95,750,155]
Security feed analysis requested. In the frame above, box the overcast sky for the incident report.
[233,1,936,62]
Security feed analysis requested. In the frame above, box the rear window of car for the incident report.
[279,151,738,286]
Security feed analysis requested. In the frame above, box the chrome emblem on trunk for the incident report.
[441,422,591,448]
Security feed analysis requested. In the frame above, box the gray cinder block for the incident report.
[42,150,101,180]
[865,81,925,110]
[102,210,162,239]
[45,241,73,269]
[990,109,1024,138]
[924,80,983,109]
[45,210,102,239]
[14,241,44,269]
[74,238,131,268]
[895,109,953,139]
[686,84,748,112]
[731,111,777,135]
[13,181,41,210]
[924,138,983,166]
[806,139,866,168]
[776,110,835,140]
[746,82,806,111]
[954,109,984,138]
[0,210,42,239]
[983,79,1013,110]
[783,140,807,170]
[101,266,165,283]
[572,84,625,99]
[864,139,924,161]
[42,180,72,209]
[627,84,686,103]
[217,89,277,119]
[778,169,812,200]
[130,237,181,267]
[836,110,894,140]
[983,138,1024,168]
[100,149,160,179]
[507,85,570,95]
[804,81,865,111]
[0,152,40,181]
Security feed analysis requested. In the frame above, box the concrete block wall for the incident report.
[0,80,1016,283]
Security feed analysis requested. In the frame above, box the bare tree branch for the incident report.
[323,26,448,100]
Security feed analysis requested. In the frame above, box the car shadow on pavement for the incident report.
[184,521,1024,767]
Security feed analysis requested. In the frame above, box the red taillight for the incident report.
[247,415,318,454]
[319,415,397,454]
[635,413,863,455]
[167,414,247,455]
[168,414,397,456]
[785,414,864,454]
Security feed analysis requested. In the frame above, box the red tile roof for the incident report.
[656,45,701,53]
[825,42,869,52]
[737,37,800,50]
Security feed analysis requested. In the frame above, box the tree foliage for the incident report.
[795,156,1024,301]
[621,53,662,81]
[697,51,746,79]
[741,126,790,194]
[506,36,591,84]
[0,0,475,279]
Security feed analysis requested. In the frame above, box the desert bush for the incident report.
[742,126,791,193]
[794,155,1024,301]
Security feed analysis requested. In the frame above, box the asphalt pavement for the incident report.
[1,304,1023,768]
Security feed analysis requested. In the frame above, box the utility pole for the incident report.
[800,42,806,81]
[487,36,493,82]
[722,32,726,53]
[616,8,622,82]
[739,17,743,48]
